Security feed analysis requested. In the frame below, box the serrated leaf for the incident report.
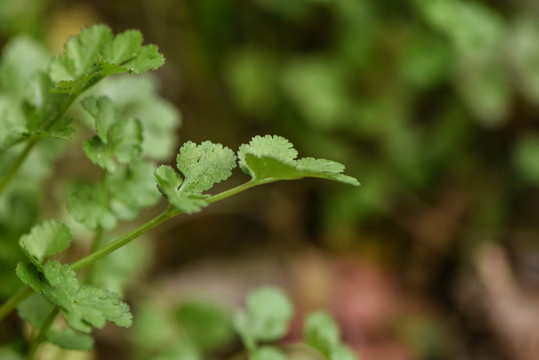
[52,72,100,94]
[46,328,94,351]
[17,293,55,328]
[233,286,293,349]
[102,29,143,65]
[83,136,117,172]
[82,96,143,172]
[155,165,207,213]
[49,25,164,94]
[176,301,234,350]
[110,118,143,163]
[16,261,132,333]
[19,220,72,265]
[82,119,142,172]
[303,312,340,357]
[49,25,113,83]
[81,96,118,141]
[238,135,359,186]
[90,74,180,160]
[70,286,132,331]
[238,135,297,175]
[251,347,287,360]
[155,164,183,196]
[122,45,164,73]
[16,262,47,294]
[68,184,117,230]
[177,141,237,193]
[155,141,236,213]
[296,158,345,173]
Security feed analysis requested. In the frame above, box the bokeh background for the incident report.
[2,0,539,359]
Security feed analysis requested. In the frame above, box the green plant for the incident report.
[0,25,359,359]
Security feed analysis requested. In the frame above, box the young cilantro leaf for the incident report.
[90,74,180,160]
[49,25,113,83]
[49,25,164,92]
[82,96,143,173]
[120,45,164,74]
[101,29,143,65]
[251,347,287,360]
[81,96,117,141]
[238,135,359,186]
[155,141,236,213]
[177,141,237,193]
[19,220,72,265]
[238,135,298,171]
[154,164,183,195]
[233,286,294,350]
[16,261,132,333]
[154,165,208,213]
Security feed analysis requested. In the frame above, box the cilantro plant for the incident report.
[0,25,359,359]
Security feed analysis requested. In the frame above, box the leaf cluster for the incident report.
[0,24,164,151]
[15,221,132,350]
[0,23,360,360]
[156,134,358,213]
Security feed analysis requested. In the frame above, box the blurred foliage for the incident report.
[2,0,539,359]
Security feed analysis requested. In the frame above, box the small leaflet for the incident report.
[49,25,165,92]
[19,220,72,265]
[238,135,359,186]
[155,141,237,213]
[16,261,132,333]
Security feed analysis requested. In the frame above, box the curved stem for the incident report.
[0,179,266,322]
[0,74,105,196]
[71,207,176,271]
[26,307,59,360]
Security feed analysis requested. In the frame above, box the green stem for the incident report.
[71,207,176,271]
[84,226,104,282]
[207,180,260,204]
[0,139,37,196]
[26,307,59,360]
[0,179,265,322]
[0,74,105,196]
